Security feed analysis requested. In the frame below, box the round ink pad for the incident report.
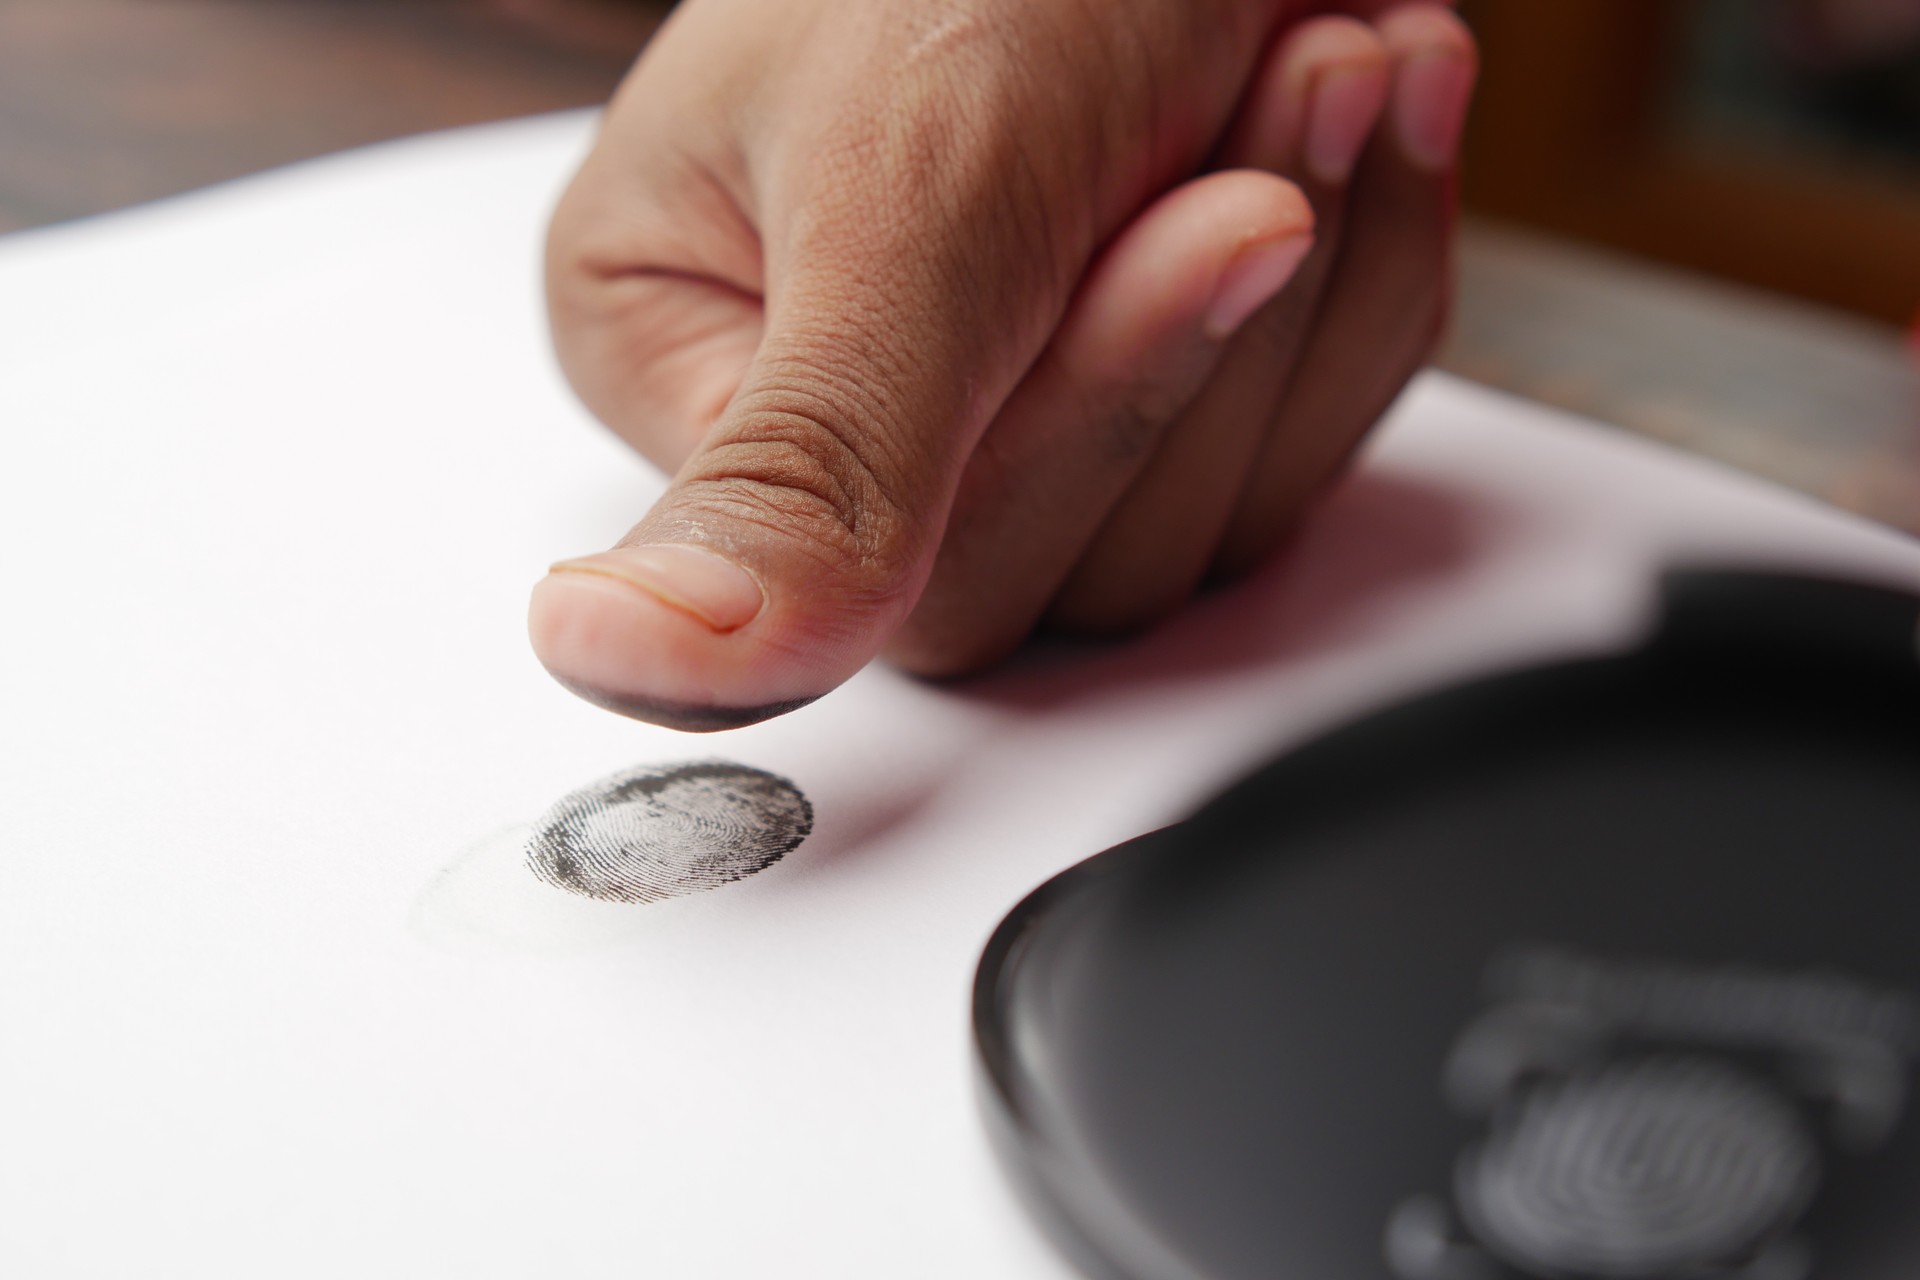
[974,571,1920,1280]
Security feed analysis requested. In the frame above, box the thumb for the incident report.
[529,180,1061,730]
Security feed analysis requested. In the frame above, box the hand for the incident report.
[530,0,1477,729]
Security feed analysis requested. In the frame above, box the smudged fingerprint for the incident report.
[1458,1056,1819,1276]
[527,761,813,903]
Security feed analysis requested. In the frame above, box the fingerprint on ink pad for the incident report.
[526,761,813,903]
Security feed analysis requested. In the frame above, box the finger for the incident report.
[1046,16,1390,634]
[1320,0,1457,14]
[883,170,1314,675]
[528,103,1097,729]
[1213,3,1476,578]
[546,116,768,471]
[549,270,764,470]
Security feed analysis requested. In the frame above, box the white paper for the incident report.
[3,111,1918,1278]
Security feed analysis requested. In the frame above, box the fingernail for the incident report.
[548,544,764,633]
[1305,63,1388,185]
[1393,47,1475,173]
[1204,234,1313,341]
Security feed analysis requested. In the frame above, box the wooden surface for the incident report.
[1440,222,1920,533]
[1457,0,1920,329]
[0,0,661,231]
[3,0,1915,537]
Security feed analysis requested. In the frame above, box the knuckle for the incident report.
[1048,572,1189,639]
[1052,349,1206,470]
[1100,396,1175,468]
[1016,340,1173,471]
[683,381,922,584]
[887,607,1025,680]
[1050,594,1180,640]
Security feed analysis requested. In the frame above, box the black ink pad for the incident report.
[528,761,812,903]
[974,571,1920,1280]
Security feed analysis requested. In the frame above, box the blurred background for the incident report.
[1,0,1915,527]
[1466,0,1920,326]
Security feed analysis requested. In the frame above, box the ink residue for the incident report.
[526,761,813,903]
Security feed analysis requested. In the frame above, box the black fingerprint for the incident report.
[1458,1056,1819,1278]
[526,762,813,903]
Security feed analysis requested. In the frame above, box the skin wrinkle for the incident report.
[560,105,763,287]
[991,3,1111,277]
[737,348,929,514]
[1051,0,1248,212]
[679,432,875,560]
[678,389,924,578]
[963,32,1110,351]
[548,157,768,459]
[899,150,1041,351]
[555,274,759,459]
[757,4,1105,458]
[777,173,990,406]
[591,268,761,325]
[827,20,1082,350]
[1047,340,1189,470]
[747,296,985,559]
[572,188,763,294]
[616,333,754,459]
[1034,0,1151,239]
[665,480,860,565]
[608,503,896,662]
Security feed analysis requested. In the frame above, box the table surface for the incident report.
[6,0,1915,537]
